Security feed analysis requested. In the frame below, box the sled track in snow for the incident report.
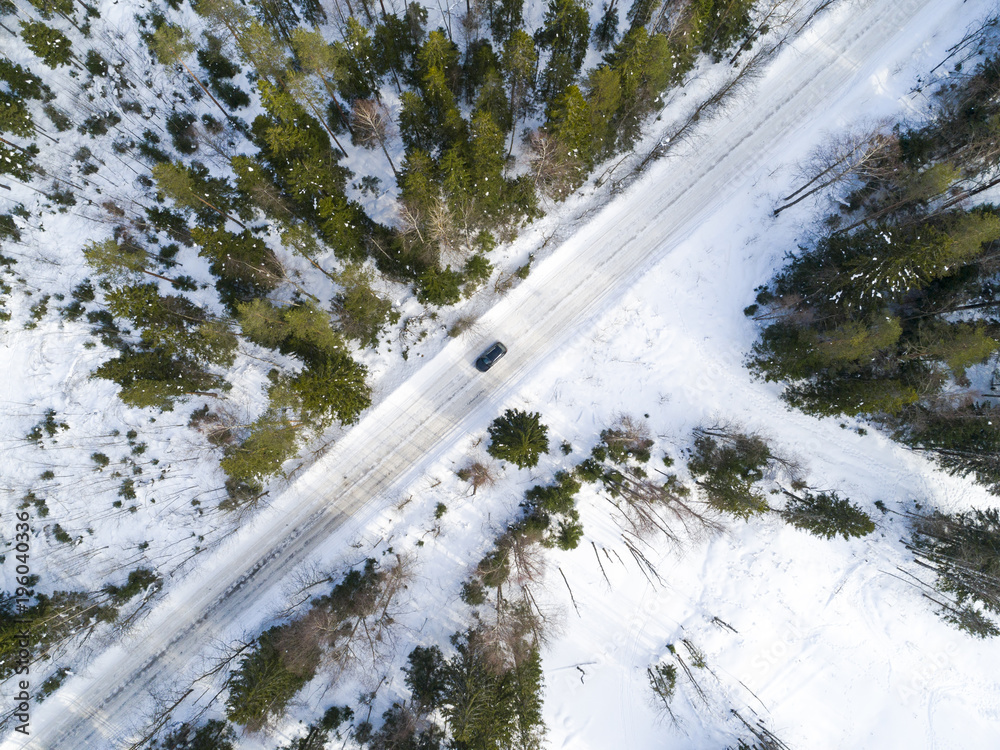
[3,0,953,746]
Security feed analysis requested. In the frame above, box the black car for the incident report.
[475,341,508,372]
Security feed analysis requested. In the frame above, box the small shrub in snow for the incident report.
[166,112,198,154]
[27,408,67,444]
[118,478,136,500]
[42,103,71,131]
[102,567,160,604]
[83,49,108,77]
[78,111,121,137]
[52,523,72,544]
[601,414,654,464]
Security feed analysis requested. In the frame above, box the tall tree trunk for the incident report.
[377,136,398,177]
[180,61,232,120]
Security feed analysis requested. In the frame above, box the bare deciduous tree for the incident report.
[525,129,582,200]
[606,472,722,543]
[352,99,399,176]
[774,121,900,215]
[456,460,497,494]
[427,196,460,257]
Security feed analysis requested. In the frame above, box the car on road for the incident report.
[475,341,507,372]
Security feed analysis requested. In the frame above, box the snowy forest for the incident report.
[0,0,767,500]
[3,0,1000,747]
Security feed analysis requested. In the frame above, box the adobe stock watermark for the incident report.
[897,640,961,707]
[11,508,33,736]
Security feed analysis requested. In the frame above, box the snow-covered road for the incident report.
[2,0,967,746]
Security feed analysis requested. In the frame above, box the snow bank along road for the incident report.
[4,0,955,746]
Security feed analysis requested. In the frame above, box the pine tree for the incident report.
[913,321,1000,380]
[469,111,506,215]
[373,13,419,86]
[510,646,545,748]
[225,626,313,730]
[234,21,288,84]
[332,263,397,348]
[607,28,672,147]
[464,39,501,105]
[487,409,549,468]
[501,30,537,157]
[26,0,73,21]
[546,84,596,167]
[811,315,902,368]
[781,490,875,540]
[784,375,918,418]
[151,161,245,227]
[0,91,34,137]
[538,51,576,107]
[535,0,591,71]
[282,300,347,363]
[417,265,463,305]
[908,403,1000,493]
[911,507,1000,636]
[149,720,236,750]
[416,29,461,89]
[191,227,283,312]
[236,298,288,349]
[583,66,622,156]
[317,194,368,262]
[0,142,37,180]
[398,91,435,152]
[699,0,756,58]
[191,0,253,48]
[488,0,525,45]
[593,0,619,51]
[94,349,223,410]
[332,18,381,101]
[624,0,653,31]
[278,351,370,428]
[220,413,300,495]
[474,70,513,133]
[20,21,73,68]
[104,283,237,366]
[149,24,230,118]
[82,237,180,285]
[289,27,352,132]
[0,58,51,101]
[404,645,447,708]
[688,429,771,519]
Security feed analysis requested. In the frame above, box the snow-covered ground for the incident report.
[5,0,1000,747]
